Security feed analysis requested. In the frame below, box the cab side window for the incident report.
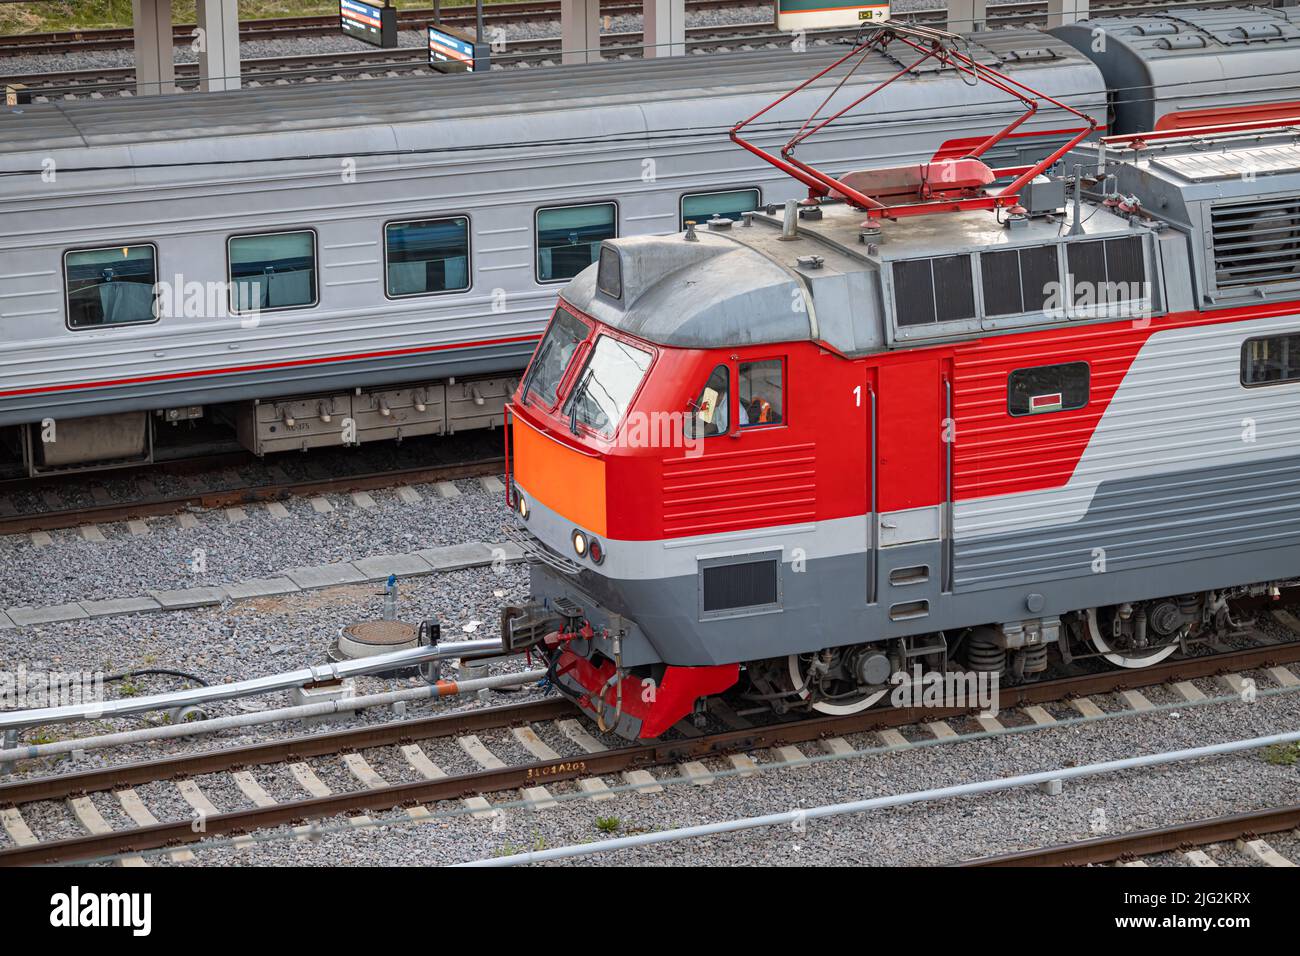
[738,359,784,427]
[1007,361,1089,416]
[691,365,731,437]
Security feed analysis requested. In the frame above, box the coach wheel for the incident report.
[1085,606,1179,669]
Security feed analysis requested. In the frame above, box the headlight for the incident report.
[516,494,529,520]
[588,538,604,565]
[572,529,587,557]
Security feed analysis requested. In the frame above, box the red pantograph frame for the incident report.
[728,24,1099,219]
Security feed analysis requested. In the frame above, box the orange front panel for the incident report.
[512,416,607,537]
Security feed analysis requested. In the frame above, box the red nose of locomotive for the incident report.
[501,297,741,739]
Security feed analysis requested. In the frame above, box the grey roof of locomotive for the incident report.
[565,201,1143,356]
[1051,5,1300,134]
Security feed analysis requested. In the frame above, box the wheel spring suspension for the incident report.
[967,640,1005,675]
[1020,644,1048,674]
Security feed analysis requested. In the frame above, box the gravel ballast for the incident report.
[0,475,513,609]
[123,683,1300,867]
[0,563,536,786]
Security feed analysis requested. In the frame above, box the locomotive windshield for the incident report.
[564,335,653,438]
[523,307,589,408]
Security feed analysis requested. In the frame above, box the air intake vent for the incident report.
[700,555,780,617]
[1210,197,1300,292]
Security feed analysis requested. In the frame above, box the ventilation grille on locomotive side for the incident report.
[1210,195,1300,292]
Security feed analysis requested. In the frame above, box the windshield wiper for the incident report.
[519,342,553,402]
[568,368,593,436]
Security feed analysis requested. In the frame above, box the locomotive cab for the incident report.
[504,228,829,738]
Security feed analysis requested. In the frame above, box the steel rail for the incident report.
[3,638,1299,866]
[956,804,1300,867]
[5,0,1263,98]
[0,0,1267,57]
[468,730,1300,866]
[0,697,576,806]
[0,668,551,765]
[0,455,503,536]
[6,22,771,91]
[0,0,753,54]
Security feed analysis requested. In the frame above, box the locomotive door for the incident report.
[870,359,949,618]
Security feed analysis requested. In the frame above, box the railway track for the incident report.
[4,633,1299,866]
[0,438,504,536]
[0,0,753,55]
[0,0,1270,58]
[0,0,1268,100]
[962,804,1300,866]
[4,22,772,96]
[7,19,871,96]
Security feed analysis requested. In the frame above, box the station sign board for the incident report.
[340,0,398,48]
[775,0,890,31]
[427,24,489,74]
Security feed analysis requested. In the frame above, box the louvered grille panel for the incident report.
[701,560,779,613]
[1211,197,1300,291]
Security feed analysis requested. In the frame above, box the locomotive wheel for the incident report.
[1085,606,1179,669]
[785,653,890,715]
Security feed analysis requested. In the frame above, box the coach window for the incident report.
[64,244,158,329]
[738,359,784,427]
[681,188,761,229]
[1242,333,1300,387]
[1008,362,1090,416]
[536,203,616,283]
[385,217,470,297]
[228,230,317,312]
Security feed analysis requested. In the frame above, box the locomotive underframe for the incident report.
[511,454,1300,666]
[509,463,1300,728]
[517,542,1298,724]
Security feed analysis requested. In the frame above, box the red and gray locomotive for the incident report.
[502,25,1300,739]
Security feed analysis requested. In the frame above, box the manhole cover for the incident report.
[338,619,418,659]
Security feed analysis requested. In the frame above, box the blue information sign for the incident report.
[341,0,397,48]
[427,24,487,73]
